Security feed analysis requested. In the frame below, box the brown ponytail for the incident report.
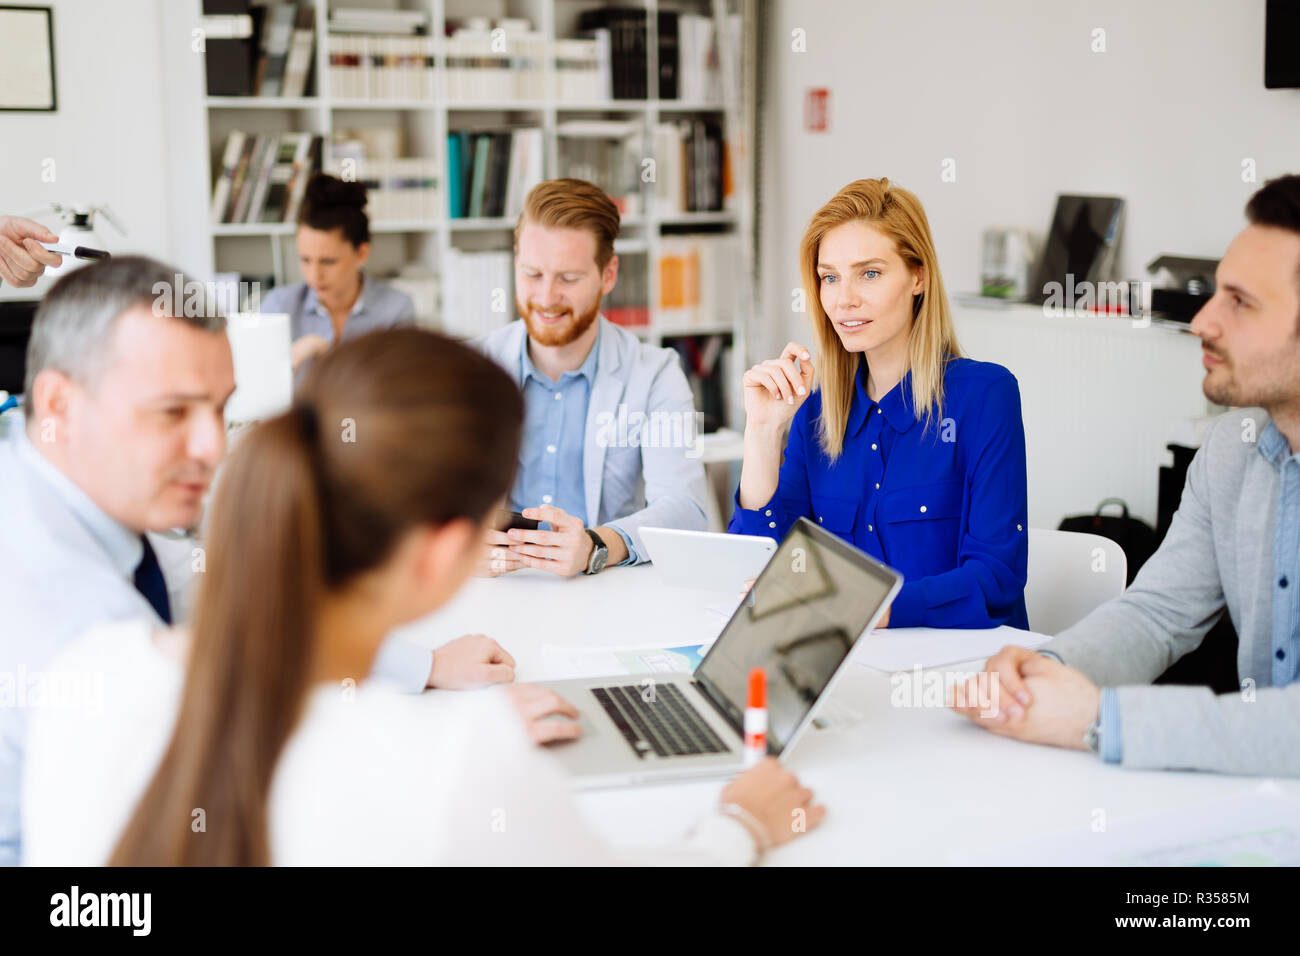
[109,329,523,865]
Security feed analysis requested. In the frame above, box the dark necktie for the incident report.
[133,535,173,625]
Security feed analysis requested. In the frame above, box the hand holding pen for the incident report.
[0,216,63,287]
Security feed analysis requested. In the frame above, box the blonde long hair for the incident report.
[799,178,961,459]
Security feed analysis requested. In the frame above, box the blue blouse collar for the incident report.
[849,358,917,436]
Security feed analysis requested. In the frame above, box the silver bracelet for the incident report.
[717,802,770,858]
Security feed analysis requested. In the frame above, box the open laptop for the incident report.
[640,526,777,592]
[541,517,903,788]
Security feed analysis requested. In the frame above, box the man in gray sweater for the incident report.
[952,174,1300,777]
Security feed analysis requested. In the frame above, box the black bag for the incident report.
[1057,498,1159,586]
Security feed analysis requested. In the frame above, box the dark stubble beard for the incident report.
[518,294,602,348]
[1202,336,1300,410]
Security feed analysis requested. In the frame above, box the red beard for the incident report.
[518,295,602,347]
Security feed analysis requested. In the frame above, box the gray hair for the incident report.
[23,255,226,417]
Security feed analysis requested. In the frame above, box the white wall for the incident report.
[0,0,176,298]
[756,0,1300,361]
[754,0,1300,525]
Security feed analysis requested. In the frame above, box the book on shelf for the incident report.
[604,252,648,329]
[441,248,514,340]
[211,130,321,224]
[202,0,256,96]
[329,7,428,34]
[556,119,643,217]
[387,268,440,327]
[281,4,316,98]
[663,332,732,433]
[444,22,545,101]
[576,8,647,100]
[675,12,722,103]
[656,235,740,332]
[554,35,610,102]
[255,3,296,97]
[652,119,729,214]
[326,33,436,100]
[204,2,316,97]
[446,127,543,220]
[323,156,440,224]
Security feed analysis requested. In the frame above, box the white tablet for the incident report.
[640,527,778,593]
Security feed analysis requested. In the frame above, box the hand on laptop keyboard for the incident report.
[506,683,583,746]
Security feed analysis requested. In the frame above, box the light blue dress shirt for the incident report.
[1094,418,1300,764]
[260,273,416,345]
[0,426,161,867]
[511,325,636,562]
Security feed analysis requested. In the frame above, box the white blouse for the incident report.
[21,620,755,866]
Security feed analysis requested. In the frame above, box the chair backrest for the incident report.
[1025,528,1128,636]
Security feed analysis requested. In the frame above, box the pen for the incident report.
[39,242,111,261]
[743,667,767,767]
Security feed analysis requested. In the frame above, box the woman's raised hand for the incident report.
[742,341,815,429]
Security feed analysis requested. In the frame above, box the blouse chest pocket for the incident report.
[877,479,965,567]
[883,476,967,567]
[810,494,860,535]
[879,480,964,522]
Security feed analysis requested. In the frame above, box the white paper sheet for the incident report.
[950,784,1300,866]
[852,624,1052,672]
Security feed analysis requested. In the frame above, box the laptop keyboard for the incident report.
[591,682,732,760]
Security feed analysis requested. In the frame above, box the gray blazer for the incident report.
[474,317,709,561]
[1043,407,1300,776]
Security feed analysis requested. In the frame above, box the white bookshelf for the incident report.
[186,0,757,428]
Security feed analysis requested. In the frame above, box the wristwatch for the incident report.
[583,529,609,575]
[1083,710,1102,753]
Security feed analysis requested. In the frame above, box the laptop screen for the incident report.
[695,518,900,753]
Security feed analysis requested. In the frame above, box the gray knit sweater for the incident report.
[1043,407,1300,776]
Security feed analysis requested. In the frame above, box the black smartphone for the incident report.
[496,508,540,532]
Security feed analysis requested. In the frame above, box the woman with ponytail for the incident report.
[23,328,823,866]
[260,172,417,375]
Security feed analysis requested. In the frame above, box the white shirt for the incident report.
[0,425,165,867]
[22,619,756,866]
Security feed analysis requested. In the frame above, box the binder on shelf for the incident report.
[202,0,256,96]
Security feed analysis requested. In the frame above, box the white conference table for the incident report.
[395,565,1298,866]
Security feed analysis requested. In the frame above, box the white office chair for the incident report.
[1024,528,1128,636]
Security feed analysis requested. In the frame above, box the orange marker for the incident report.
[743,668,767,767]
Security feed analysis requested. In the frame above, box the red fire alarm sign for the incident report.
[804,88,830,132]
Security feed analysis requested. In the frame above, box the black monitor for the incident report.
[1265,0,1300,89]
[0,300,39,396]
[1029,194,1126,304]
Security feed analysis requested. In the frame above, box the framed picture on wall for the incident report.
[0,5,57,111]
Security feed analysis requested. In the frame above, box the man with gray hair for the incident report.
[0,256,236,866]
[3,257,547,865]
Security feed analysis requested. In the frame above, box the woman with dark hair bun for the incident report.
[261,172,417,373]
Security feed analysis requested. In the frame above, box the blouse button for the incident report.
[871,443,878,451]
[876,407,881,414]
[919,505,927,513]
[818,516,824,523]
[874,482,880,490]
[764,509,772,517]
[868,524,874,532]
[769,521,776,529]
[1017,523,1023,531]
